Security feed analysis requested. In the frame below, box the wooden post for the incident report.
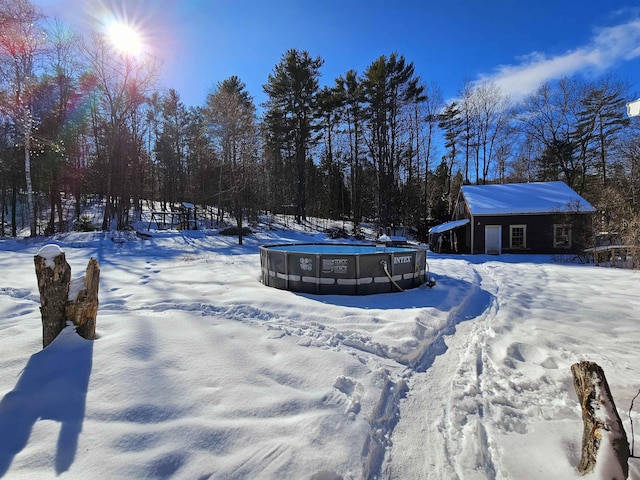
[34,244,99,348]
[571,361,630,478]
[65,257,100,340]
[34,244,71,348]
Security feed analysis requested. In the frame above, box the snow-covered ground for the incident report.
[0,227,638,479]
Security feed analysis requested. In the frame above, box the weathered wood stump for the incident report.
[34,245,71,348]
[65,257,100,341]
[34,244,99,348]
[571,361,630,478]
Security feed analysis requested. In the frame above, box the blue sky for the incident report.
[35,0,640,109]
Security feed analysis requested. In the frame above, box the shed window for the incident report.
[554,224,572,248]
[509,225,526,249]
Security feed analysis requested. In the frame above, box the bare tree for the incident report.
[458,81,511,184]
[0,0,46,236]
[154,89,188,208]
[80,32,158,230]
[37,18,84,234]
[518,77,584,189]
[421,82,443,211]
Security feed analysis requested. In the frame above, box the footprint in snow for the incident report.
[323,376,364,418]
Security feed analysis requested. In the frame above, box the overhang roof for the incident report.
[461,181,596,215]
[429,218,470,234]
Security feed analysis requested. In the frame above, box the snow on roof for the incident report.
[461,181,596,215]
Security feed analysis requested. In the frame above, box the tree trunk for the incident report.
[35,246,100,347]
[571,361,630,478]
[236,207,243,245]
[34,245,71,348]
[25,129,36,237]
[65,257,100,340]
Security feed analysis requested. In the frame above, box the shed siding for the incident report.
[449,187,593,255]
[470,214,590,254]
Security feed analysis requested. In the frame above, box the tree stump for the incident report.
[34,244,100,347]
[65,257,100,340]
[571,361,630,478]
[34,245,71,348]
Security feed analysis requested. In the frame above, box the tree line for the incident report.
[2,0,640,243]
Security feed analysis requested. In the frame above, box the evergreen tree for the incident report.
[263,49,323,223]
[438,102,463,216]
[155,89,189,208]
[205,76,258,244]
[576,78,629,188]
[335,70,366,235]
[316,84,348,221]
[361,52,425,228]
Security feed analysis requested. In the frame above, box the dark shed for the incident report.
[431,181,596,255]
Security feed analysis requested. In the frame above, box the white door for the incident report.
[485,226,501,255]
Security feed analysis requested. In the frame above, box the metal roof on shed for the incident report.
[461,181,596,215]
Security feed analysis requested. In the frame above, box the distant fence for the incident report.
[582,245,640,269]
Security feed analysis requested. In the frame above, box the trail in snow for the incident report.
[384,258,499,480]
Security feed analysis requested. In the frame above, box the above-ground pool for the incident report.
[260,243,427,295]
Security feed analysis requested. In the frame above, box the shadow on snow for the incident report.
[0,327,93,476]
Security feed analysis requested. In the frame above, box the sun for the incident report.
[106,20,144,57]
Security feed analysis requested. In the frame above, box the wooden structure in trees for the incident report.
[583,245,640,268]
[147,202,198,231]
[34,245,100,348]
[571,361,630,478]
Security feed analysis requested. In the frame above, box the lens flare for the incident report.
[106,20,144,56]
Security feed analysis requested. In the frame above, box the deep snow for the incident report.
[0,226,638,479]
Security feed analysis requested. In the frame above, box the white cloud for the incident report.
[475,18,640,101]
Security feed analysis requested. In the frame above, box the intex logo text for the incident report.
[393,256,412,264]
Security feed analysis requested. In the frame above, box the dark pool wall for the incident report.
[260,243,427,295]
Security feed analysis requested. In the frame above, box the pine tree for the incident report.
[361,52,425,228]
[576,79,629,187]
[205,76,258,244]
[438,102,463,216]
[263,49,323,223]
[335,70,366,236]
